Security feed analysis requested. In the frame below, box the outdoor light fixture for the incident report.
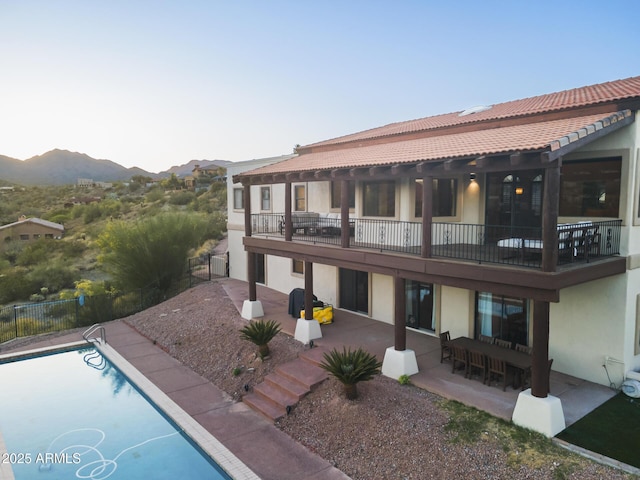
[515,187,524,195]
[469,172,476,181]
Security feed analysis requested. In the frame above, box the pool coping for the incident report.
[0,340,260,480]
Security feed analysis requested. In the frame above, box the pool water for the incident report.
[0,347,231,480]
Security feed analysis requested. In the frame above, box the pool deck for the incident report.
[0,277,619,480]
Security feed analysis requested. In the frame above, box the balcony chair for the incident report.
[439,331,452,363]
[451,344,468,377]
[487,356,509,391]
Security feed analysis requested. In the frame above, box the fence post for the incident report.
[14,305,18,339]
[208,253,212,281]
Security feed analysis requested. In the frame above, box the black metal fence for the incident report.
[250,213,623,268]
[0,253,228,345]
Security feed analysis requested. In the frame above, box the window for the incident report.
[292,259,304,274]
[475,292,528,346]
[233,188,244,209]
[331,181,355,209]
[20,234,29,240]
[44,234,54,239]
[415,178,458,217]
[294,185,306,211]
[260,187,271,211]
[363,180,395,217]
[560,158,621,217]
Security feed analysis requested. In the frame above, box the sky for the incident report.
[1,1,639,174]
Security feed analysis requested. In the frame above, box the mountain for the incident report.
[0,149,234,186]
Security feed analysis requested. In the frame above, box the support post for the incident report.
[341,179,350,248]
[512,299,565,437]
[542,163,560,272]
[294,261,322,343]
[421,175,433,258]
[241,183,263,319]
[284,181,292,241]
[382,275,418,379]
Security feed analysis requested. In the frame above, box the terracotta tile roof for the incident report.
[245,111,629,177]
[305,76,640,148]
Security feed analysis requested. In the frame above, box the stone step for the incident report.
[264,371,309,401]
[276,358,327,390]
[298,346,330,367]
[253,380,299,409]
[242,347,331,422]
[242,392,286,421]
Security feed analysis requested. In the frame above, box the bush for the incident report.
[239,319,282,358]
[319,347,382,400]
[97,212,210,294]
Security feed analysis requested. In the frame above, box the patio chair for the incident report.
[515,343,532,355]
[487,356,508,391]
[439,331,452,363]
[495,338,512,349]
[467,349,487,383]
[518,358,553,392]
[479,334,494,344]
[451,344,468,377]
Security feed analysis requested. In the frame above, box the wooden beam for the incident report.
[349,167,369,177]
[391,164,413,175]
[300,171,316,180]
[369,166,390,176]
[443,158,475,171]
[314,170,332,180]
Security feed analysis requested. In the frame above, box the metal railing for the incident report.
[250,213,622,268]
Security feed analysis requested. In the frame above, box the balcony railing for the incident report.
[250,213,622,268]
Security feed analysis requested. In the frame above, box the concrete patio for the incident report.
[221,278,617,427]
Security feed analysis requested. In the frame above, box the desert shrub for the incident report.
[0,271,39,304]
[83,203,102,224]
[97,212,209,294]
[145,188,165,203]
[168,191,195,206]
[27,262,76,293]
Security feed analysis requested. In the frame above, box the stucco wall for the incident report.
[371,273,394,325]
[550,274,628,386]
[439,286,472,339]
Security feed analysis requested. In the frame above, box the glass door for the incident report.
[339,268,368,314]
[475,292,528,345]
[485,170,543,241]
[405,281,434,332]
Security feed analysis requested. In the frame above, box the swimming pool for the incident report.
[0,345,240,480]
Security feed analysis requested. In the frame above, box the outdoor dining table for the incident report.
[448,336,532,386]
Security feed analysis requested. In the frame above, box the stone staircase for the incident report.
[243,346,329,421]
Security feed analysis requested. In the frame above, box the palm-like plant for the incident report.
[319,347,382,400]
[239,319,282,358]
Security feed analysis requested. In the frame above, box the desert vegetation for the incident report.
[0,177,227,306]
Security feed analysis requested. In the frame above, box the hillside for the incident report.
[0,149,233,186]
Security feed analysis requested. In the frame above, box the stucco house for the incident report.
[227,76,640,435]
[1,216,64,246]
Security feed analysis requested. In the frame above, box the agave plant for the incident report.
[319,347,382,400]
[239,319,282,358]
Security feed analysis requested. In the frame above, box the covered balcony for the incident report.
[250,213,622,270]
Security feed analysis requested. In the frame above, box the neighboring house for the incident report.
[1,216,64,246]
[228,76,640,435]
[77,178,112,189]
